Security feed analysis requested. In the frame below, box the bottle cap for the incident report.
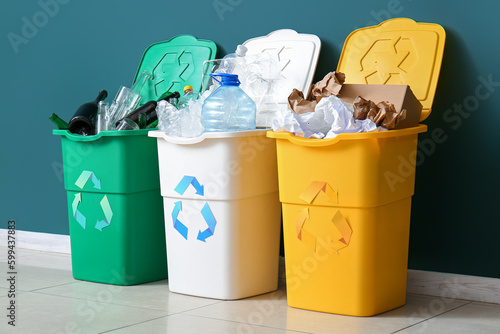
[183,85,193,93]
[235,44,248,57]
[210,73,240,86]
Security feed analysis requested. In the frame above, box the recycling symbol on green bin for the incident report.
[72,170,113,231]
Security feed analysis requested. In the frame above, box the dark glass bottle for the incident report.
[119,101,157,125]
[116,91,180,127]
[49,113,69,130]
[158,91,180,102]
[68,90,108,135]
[138,113,147,129]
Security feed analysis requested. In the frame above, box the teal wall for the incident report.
[1,0,499,278]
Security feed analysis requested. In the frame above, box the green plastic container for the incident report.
[54,35,217,285]
[54,129,167,285]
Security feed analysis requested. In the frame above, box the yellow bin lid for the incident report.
[337,18,446,121]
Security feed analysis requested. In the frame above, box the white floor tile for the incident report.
[0,253,75,291]
[0,287,8,297]
[14,251,72,270]
[0,291,168,334]
[0,246,56,259]
[183,286,469,334]
[102,313,308,334]
[397,301,500,333]
[37,280,222,313]
[0,246,7,260]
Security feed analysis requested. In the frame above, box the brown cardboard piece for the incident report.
[310,72,345,101]
[288,89,318,115]
[288,72,344,114]
[338,84,422,129]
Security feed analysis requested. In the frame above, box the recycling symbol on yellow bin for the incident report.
[295,181,352,254]
[360,36,417,85]
[72,170,113,231]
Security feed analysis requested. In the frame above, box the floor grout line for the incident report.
[25,289,176,314]
[97,314,174,334]
[389,301,473,334]
[27,285,226,315]
[175,300,225,314]
[27,281,77,293]
[406,292,497,305]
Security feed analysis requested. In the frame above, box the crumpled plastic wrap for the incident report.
[157,86,215,138]
[352,96,407,129]
[272,95,377,139]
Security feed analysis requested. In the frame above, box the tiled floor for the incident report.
[1,247,499,334]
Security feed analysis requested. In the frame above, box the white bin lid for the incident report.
[243,29,321,105]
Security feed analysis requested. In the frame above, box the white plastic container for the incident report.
[148,129,281,299]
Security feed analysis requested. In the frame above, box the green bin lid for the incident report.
[133,35,217,103]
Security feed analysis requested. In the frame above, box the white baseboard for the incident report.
[407,269,500,304]
[0,229,70,254]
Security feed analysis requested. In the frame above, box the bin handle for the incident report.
[53,130,105,142]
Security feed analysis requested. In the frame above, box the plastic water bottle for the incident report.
[220,44,247,74]
[157,100,181,136]
[201,73,256,132]
[177,85,199,109]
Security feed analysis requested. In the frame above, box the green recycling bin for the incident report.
[52,34,217,285]
[54,129,167,285]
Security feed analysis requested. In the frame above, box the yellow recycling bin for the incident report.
[268,18,446,316]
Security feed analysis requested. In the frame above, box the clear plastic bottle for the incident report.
[157,100,181,136]
[220,44,247,74]
[177,85,199,109]
[201,73,256,132]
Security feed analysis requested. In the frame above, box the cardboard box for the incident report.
[338,84,422,129]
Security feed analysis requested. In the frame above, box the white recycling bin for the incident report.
[148,129,281,300]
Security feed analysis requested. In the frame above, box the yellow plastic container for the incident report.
[268,18,445,316]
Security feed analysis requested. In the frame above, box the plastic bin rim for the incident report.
[266,124,427,147]
[53,129,154,142]
[148,128,270,145]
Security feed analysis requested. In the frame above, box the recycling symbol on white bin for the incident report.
[171,176,217,242]
[72,170,113,231]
